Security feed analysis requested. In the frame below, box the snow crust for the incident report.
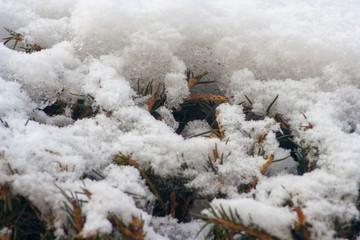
[1,0,360,239]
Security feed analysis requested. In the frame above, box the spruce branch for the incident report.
[113,154,168,215]
[196,203,281,240]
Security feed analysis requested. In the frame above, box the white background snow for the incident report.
[0,0,359,239]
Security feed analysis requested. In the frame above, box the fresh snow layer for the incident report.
[1,0,360,239]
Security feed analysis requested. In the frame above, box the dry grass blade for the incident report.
[147,82,161,112]
[181,196,192,222]
[170,191,178,218]
[32,44,42,52]
[81,188,92,199]
[72,199,83,233]
[187,71,209,89]
[49,211,55,226]
[27,201,44,223]
[187,94,228,103]
[131,217,146,240]
[261,154,274,175]
[274,114,291,132]
[3,37,13,46]
[213,143,219,161]
[265,95,279,116]
[0,183,12,213]
[145,79,154,95]
[45,149,61,156]
[295,207,306,226]
[301,113,313,130]
[293,207,312,240]
[245,177,259,193]
[0,183,10,201]
[215,112,224,140]
[282,188,312,240]
[4,28,23,40]
[209,127,222,139]
[272,155,291,163]
[79,107,93,120]
[0,234,10,240]
[244,95,253,105]
[112,216,146,240]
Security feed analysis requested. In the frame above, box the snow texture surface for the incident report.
[0,0,360,239]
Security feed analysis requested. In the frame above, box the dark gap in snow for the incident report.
[172,101,219,135]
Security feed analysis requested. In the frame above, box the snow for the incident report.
[181,120,210,138]
[164,71,190,109]
[81,180,144,236]
[1,0,360,239]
